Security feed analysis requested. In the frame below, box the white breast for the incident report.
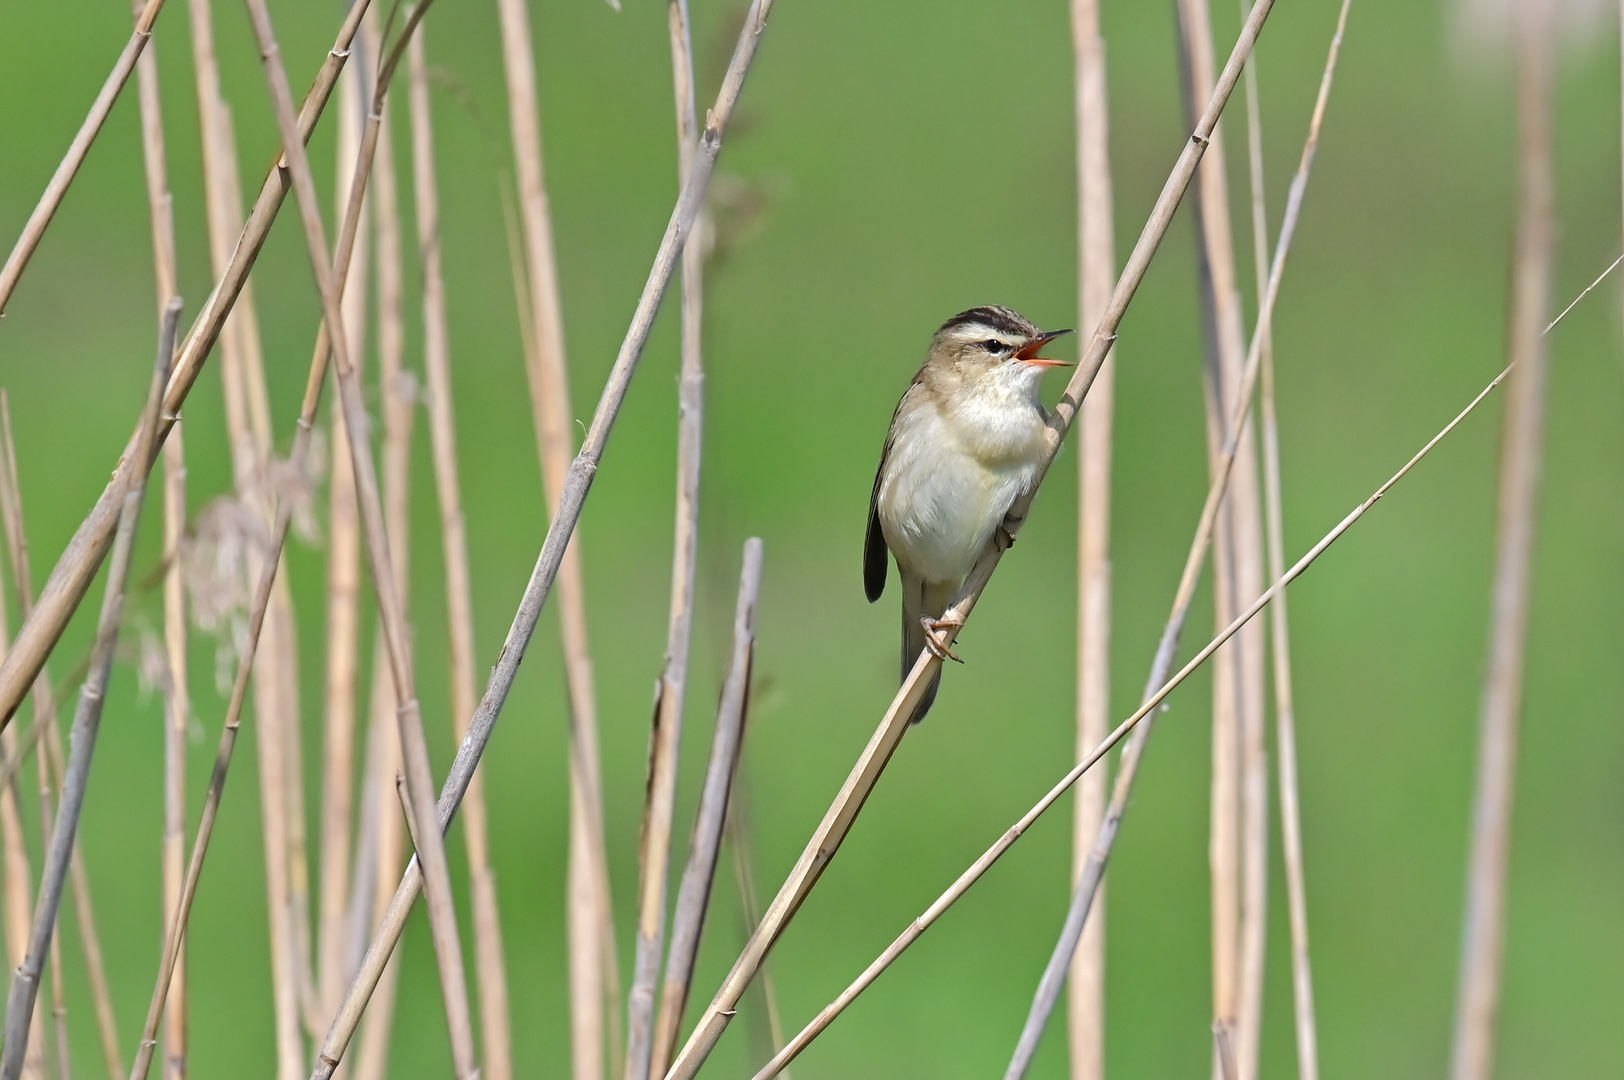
[877,379,1048,587]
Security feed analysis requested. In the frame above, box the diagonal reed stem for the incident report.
[0,300,178,1080]
[755,349,1512,1080]
[308,7,777,1075]
[650,540,763,1079]
[1001,9,1352,1074]
[663,6,1278,1078]
[236,4,476,1075]
[0,0,170,315]
[408,25,516,1080]
[628,3,709,1077]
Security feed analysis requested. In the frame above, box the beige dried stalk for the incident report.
[236,4,477,1076]
[628,2,709,1077]
[1449,6,1554,1079]
[0,397,124,1080]
[0,302,177,1080]
[308,8,777,1074]
[408,28,515,1080]
[490,4,617,1076]
[1068,1,1115,1077]
[0,0,170,314]
[666,7,1278,1079]
[1171,3,1269,1070]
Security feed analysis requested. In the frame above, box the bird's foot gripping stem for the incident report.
[921,615,965,664]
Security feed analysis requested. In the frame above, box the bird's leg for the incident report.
[921,614,965,664]
[996,510,1024,551]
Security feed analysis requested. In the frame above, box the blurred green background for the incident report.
[1,0,1622,1077]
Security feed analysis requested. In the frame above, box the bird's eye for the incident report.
[981,339,1007,354]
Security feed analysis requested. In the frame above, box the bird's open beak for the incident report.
[1015,328,1074,367]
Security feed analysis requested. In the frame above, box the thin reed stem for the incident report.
[1002,11,1351,1073]
[651,540,763,1079]
[1068,0,1116,1076]
[0,0,170,314]
[0,0,371,736]
[309,9,777,1074]
[408,28,515,1080]
[664,8,1277,1078]
[0,302,178,1080]
[629,3,709,1077]
[490,4,617,1075]
[1449,8,1554,1079]
[237,5,476,1075]
[755,354,1514,1080]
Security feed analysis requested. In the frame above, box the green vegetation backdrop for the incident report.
[0,0,1621,1076]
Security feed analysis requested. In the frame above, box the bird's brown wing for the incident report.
[864,436,890,603]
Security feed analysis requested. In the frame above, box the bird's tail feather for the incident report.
[901,572,955,723]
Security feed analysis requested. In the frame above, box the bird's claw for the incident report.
[921,615,965,664]
[996,523,1018,551]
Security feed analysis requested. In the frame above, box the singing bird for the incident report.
[864,306,1072,721]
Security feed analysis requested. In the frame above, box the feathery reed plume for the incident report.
[0,0,370,737]
[1001,12,1351,1072]
[490,4,616,1074]
[0,0,169,314]
[408,28,515,1080]
[1449,6,1554,1079]
[1069,1,1116,1076]
[0,402,123,1080]
[316,38,373,1037]
[650,539,763,1079]
[309,8,777,1074]
[1171,2,1269,1066]
[753,352,1513,1080]
[237,5,476,1075]
[664,8,1277,1078]
[1239,3,1343,1076]
[353,55,419,1078]
[126,15,416,1075]
[628,3,710,1077]
[0,300,177,1080]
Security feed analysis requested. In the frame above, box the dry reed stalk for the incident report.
[316,48,372,1035]
[0,0,371,735]
[1171,3,1269,1069]
[756,355,1513,1080]
[236,5,477,1076]
[1001,15,1351,1073]
[0,302,177,1080]
[127,17,417,1075]
[135,0,189,1069]
[665,9,1276,1078]
[353,76,418,1080]
[1239,2,1339,1075]
[309,8,777,1074]
[0,404,123,1080]
[406,29,516,1080]
[723,789,790,1080]
[1449,8,1554,1079]
[1068,1,1116,1077]
[0,527,45,1080]
[628,3,709,1076]
[649,540,763,1079]
[34,716,71,1080]
[489,5,616,1074]
[0,0,169,314]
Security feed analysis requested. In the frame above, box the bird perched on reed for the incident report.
[865,306,1072,721]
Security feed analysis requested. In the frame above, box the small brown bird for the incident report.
[865,306,1072,721]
